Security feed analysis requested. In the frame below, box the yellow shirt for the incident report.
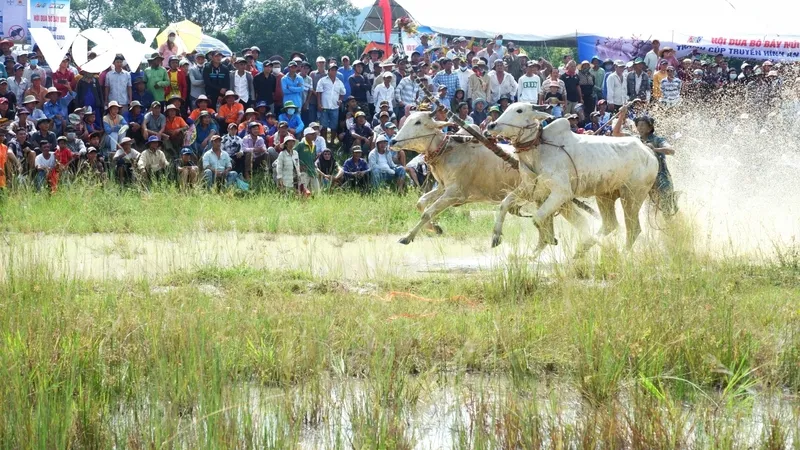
[652,70,668,99]
[169,71,181,98]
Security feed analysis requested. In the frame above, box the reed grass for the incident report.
[1,240,798,447]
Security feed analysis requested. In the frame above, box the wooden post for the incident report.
[413,77,519,171]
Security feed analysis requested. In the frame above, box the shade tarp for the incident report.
[358,0,796,44]
[358,0,414,33]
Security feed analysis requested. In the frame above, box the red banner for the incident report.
[378,0,392,57]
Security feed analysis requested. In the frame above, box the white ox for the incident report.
[391,110,589,248]
[486,103,658,251]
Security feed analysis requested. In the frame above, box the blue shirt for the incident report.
[343,157,369,175]
[124,110,145,125]
[433,71,460,102]
[132,90,155,109]
[202,149,232,172]
[195,121,219,147]
[280,74,305,110]
[277,112,304,135]
[42,91,75,133]
[338,67,355,97]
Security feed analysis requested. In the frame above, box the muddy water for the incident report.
[0,231,566,280]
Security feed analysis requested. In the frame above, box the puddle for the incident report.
[108,376,797,448]
[0,232,566,280]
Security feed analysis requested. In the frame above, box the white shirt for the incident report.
[234,72,250,103]
[488,71,518,104]
[633,72,644,95]
[456,68,473,95]
[35,152,56,169]
[275,149,300,185]
[606,72,628,106]
[644,50,659,73]
[7,77,28,105]
[315,76,345,110]
[113,148,141,162]
[370,150,394,174]
[373,83,395,107]
[516,74,542,102]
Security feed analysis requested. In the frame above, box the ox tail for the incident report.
[572,199,600,219]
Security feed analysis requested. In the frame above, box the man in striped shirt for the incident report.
[660,67,682,107]
[394,68,420,121]
[432,58,460,103]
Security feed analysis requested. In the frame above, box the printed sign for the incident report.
[30,0,70,43]
[578,33,800,63]
[1,0,28,42]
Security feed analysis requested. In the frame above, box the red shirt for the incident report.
[51,68,75,97]
[54,147,75,165]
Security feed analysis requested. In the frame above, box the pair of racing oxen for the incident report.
[391,103,661,256]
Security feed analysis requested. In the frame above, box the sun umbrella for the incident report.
[156,20,203,53]
[194,35,232,57]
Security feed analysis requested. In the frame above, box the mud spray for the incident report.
[645,68,800,256]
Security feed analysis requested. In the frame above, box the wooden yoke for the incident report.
[412,77,519,171]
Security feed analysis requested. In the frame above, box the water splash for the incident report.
[649,71,800,254]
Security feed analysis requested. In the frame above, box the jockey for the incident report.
[613,102,677,215]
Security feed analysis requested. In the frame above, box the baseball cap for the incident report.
[316,56,326,63]
[181,148,194,156]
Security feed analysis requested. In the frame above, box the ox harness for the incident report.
[498,121,581,194]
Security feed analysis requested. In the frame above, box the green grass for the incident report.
[1,244,799,447]
[0,183,500,238]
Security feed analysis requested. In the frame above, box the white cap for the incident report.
[376,134,388,143]
[303,127,317,136]
[316,56,326,63]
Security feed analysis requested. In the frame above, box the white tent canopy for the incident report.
[356,0,798,43]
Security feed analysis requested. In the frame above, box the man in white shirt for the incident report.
[231,57,255,107]
[315,63,346,146]
[605,60,628,111]
[476,37,506,69]
[488,59,517,104]
[202,135,238,189]
[368,134,405,190]
[454,56,473,95]
[644,39,660,73]
[517,61,543,103]
[373,72,395,109]
[445,37,467,60]
[34,139,56,192]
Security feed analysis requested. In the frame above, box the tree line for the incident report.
[70,0,364,61]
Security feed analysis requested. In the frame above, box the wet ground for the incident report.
[0,231,563,280]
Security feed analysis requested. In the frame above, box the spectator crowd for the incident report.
[0,34,793,195]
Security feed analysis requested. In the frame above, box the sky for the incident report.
[351,0,800,39]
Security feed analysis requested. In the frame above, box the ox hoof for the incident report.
[432,224,444,235]
[491,235,503,248]
[551,237,559,246]
[398,236,413,245]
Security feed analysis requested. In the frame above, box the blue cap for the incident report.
[255,101,268,108]
[147,135,161,143]
[180,148,193,156]
[13,63,23,72]
[591,55,600,62]
[5,56,15,63]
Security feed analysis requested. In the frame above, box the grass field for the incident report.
[0,184,498,238]
[1,186,799,448]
